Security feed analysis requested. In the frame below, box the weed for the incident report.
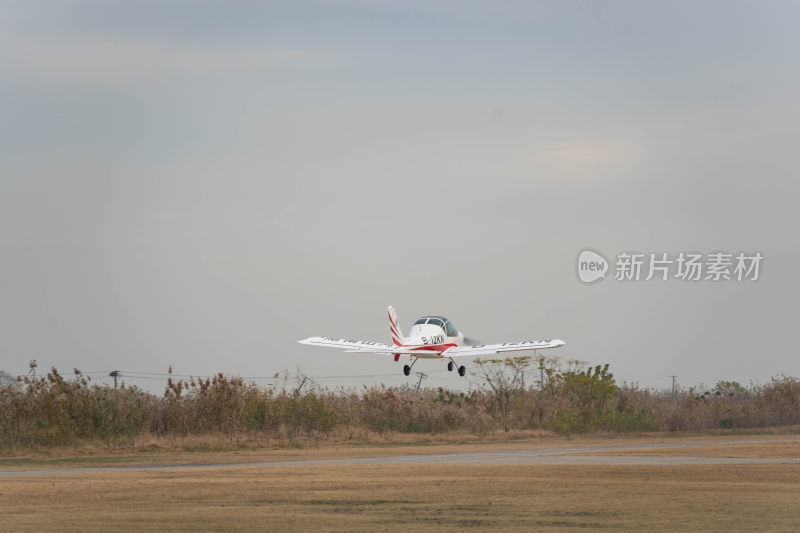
[1,362,798,449]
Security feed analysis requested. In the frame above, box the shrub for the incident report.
[1,360,798,449]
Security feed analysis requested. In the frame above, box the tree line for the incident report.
[1,358,798,449]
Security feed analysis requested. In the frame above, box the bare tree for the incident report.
[473,356,531,430]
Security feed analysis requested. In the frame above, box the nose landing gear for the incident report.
[446,359,466,377]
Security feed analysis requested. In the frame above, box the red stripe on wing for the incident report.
[408,343,458,353]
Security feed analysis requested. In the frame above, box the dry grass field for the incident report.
[580,439,800,459]
[2,436,800,532]
[2,464,799,532]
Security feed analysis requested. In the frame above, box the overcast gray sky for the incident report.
[1,1,797,392]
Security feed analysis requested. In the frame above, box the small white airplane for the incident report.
[299,306,565,377]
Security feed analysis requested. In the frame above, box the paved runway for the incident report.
[1,439,796,478]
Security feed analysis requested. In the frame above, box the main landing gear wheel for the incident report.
[458,365,466,377]
[403,365,411,376]
[447,361,454,372]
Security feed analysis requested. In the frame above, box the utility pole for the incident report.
[415,371,428,394]
[109,370,121,389]
[536,353,545,425]
[670,375,678,395]
[538,355,546,391]
[296,374,309,394]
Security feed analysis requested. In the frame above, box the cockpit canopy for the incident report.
[413,316,459,337]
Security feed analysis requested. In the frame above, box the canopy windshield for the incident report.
[413,316,458,336]
[414,316,446,327]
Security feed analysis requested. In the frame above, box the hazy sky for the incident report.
[1,1,798,392]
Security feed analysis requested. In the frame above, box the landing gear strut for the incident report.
[447,359,463,376]
[403,357,418,376]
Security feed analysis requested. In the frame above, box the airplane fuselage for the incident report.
[397,322,464,358]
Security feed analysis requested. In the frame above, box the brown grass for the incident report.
[2,463,799,531]
[3,362,799,451]
[576,439,800,459]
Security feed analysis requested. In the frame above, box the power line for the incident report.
[110,370,278,380]
[13,367,465,387]
[113,375,170,382]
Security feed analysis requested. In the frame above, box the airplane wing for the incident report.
[299,337,393,353]
[443,339,565,358]
[298,337,443,357]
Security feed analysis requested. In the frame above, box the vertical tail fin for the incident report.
[388,305,404,346]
